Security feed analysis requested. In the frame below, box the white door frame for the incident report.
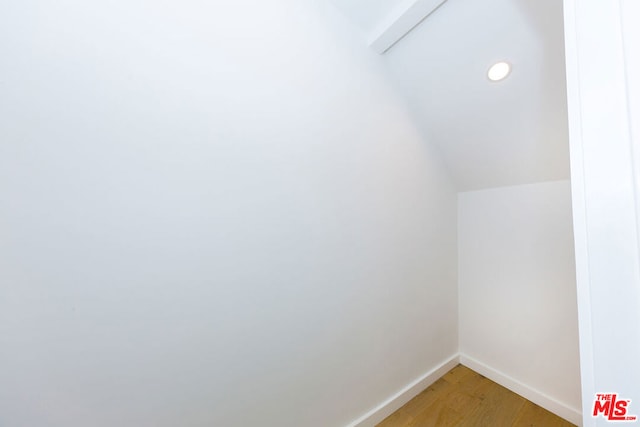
[563,0,640,425]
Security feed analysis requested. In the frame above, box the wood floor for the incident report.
[377,365,575,427]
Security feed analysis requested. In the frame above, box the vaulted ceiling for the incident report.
[331,0,570,191]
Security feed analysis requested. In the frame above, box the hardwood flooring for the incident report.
[376,365,575,427]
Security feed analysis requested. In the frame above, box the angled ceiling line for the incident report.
[369,0,449,54]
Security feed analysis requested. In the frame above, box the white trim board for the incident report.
[368,0,448,54]
[563,1,640,426]
[345,353,582,426]
[459,354,583,426]
[345,354,459,427]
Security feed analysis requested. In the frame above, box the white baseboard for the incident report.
[346,353,582,427]
[459,354,583,426]
[345,354,460,427]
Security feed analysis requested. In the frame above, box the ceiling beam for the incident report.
[369,0,448,54]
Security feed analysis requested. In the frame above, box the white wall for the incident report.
[458,181,581,421]
[0,1,458,426]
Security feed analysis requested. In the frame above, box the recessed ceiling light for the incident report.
[487,61,511,82]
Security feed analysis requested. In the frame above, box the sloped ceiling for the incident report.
[331,0,570,191]
[329,0,406,35]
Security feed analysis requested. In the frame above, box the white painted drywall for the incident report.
[381,0,570,191]
[0,1,458,426]
[329,0,410,35]
[563,0,640,425]
[458,181,581,415]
